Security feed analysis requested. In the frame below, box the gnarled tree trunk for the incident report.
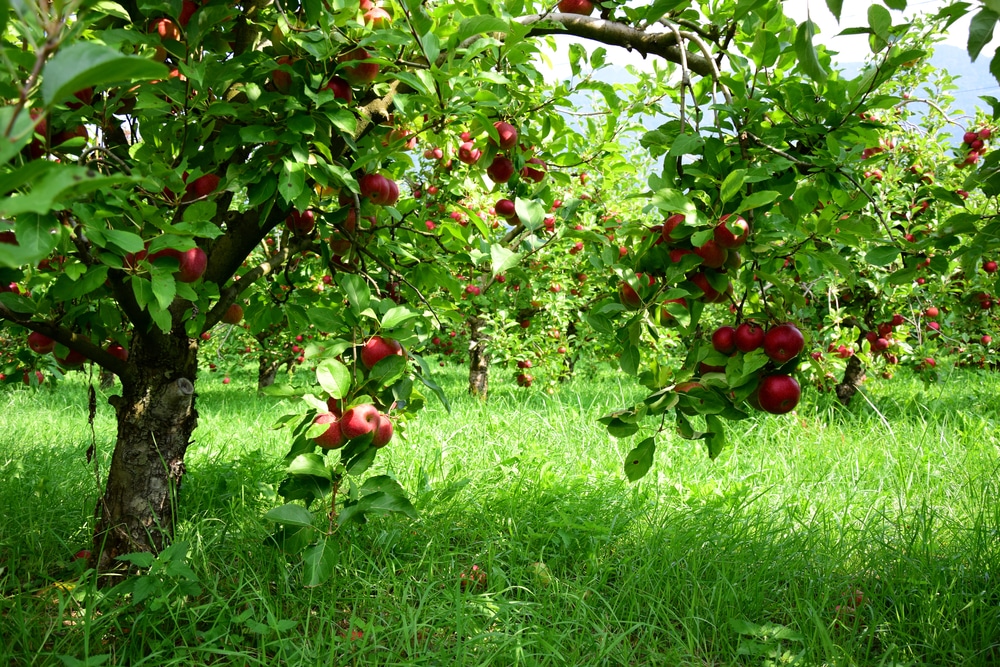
[835,354,865,406]
[94,330,199,571]
[467,316,489,399]
[258,355,282,390]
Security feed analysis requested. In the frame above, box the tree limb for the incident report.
[513,14,715,78]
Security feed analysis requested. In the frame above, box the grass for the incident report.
[1,361,1000,665]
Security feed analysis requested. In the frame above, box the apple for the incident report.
[371,414,393,447]
[557,0,594,14]
[338,48,379,85]
[734,322,765,352]
[222,377,231,384]
[361,335,404,368]
[924,306,939,318]
[465,285,481,296]
[222,304,243,324]
[520,157,546,182]
[175,247,207,282]
[618,282,643,310]
[23,370,44,385]
[872,337,890,352]
[359,173,399,205]
[340,404,380,439]
[492,121,518,150]
[714,214,749,249]
[56,348,87,367]
[688,271,730,304]
[694,239,728,269]
[756,374,801,414]
[984,260,998,274]
[150,17,181,41]
[178,0,199,26]
[183,174,220,202]
[313,412,346,449]
[923,357,937,368]
[107,342,129,361]
[457,141,481,165]
[363,4,392,27]
[520,319,531,329]
[927,321,941,332]
[200,332,211,341]
[711,326,737,355]
[762,323,804,363]
[323,76,353,103]
[27,332,56,355]
[286,209,316,236]
[517,360,532,369]
[486,156,515,183]
[273,56,296,93]
[891,314,905,326]
[981,335,992,345]
[495,199,517,219]
[516,373,534,387]
[73,549,92,562]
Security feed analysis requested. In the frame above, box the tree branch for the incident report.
[513,14,715,78]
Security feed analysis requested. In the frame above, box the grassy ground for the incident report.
[1,361,999,666]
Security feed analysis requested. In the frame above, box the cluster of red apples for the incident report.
[958,126,991,168]
[25,331,128,370]
[620,213,749,310]
[700,322,805,415]
[310,335,402,450]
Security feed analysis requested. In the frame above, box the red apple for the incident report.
[178,0,199,26]
[338,48,379,85]
[286,209,316,236]
[371,414,393,447]
[981,335,992,345]
[492,121,518,150]
[323,76,353,103]
[363,4,392,27]
[520,157,546,182]
[486,156,515,183]
[756,374,801,414]
[763,323,804,363]
[340,404,380,439]
[361,335,404,368]
[694,239,728,269]
[27,332,55,355]
[516,373,534,387]
[618,282,643,310]
[107,342,129,361]
[891,314,905,326]
[457,141,481,165]
[56,348,87,367]
[984,260,998,274]
[557,0,594,14]
[175,247,207,283]
[713,214,750,249]
[495,198,517,219]
[313,412,346,449]
[222,303,243,324]
[183,173,220,202]
[734,322,765,353]
[711,326,737,355]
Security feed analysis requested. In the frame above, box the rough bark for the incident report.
[559,320,578,383]
[93,330,198,571]
[835,354,865,406]
[467,317,489,399]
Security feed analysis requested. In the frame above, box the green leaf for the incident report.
[316,359,352,399]
[288,453,332,480]
[0,167,132,217]
[720,169,746,203]
[866,245,900,266]
[867,4,892,41]
[623,437,656,481]
[302,538,340,587]
[825,0,843,21]
[514,198,545,230]
[381,306,417,329]
[619,343,640,375]
[735,190,779,213]
[454,15,509,43]
[0,0,8,35]
[704,415,727,459]
[368,354,406,388]
[358,474,407,497]
[41,43,166,107]
[264,503,316,528]
[490,244,522,276]
[338,274,370,316]
[969,9,999,61]
[794,20,828,84]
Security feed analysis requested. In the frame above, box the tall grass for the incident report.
[1,362,998,665]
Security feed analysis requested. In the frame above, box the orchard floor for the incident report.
[1,362,1000,666]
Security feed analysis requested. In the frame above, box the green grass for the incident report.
[2,362,1000,666]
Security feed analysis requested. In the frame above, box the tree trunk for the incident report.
[559,320,578,382]
[467,316,488,399]
[835,354,865,406]
[258,355,282,390]
[93,331,199,571]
